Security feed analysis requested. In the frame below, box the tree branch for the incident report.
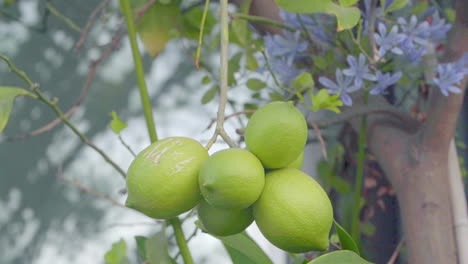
[205,0,237,150]
[421,0,468,150]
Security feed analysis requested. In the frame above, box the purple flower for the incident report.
[427,11,452,42]
[257,54,305,83]
[375,23,405,57]
[433,62,466,96]
[319,69,359,106]
[370,71,402,95]
[397,15,430,60]
[343,53,376,88]
[279,10,334,43]
[263,31,308,66]
[398,15,430,45]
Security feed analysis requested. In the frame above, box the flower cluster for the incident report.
[319,53,402,106]
[375,12,451,62]
[261,30,308,83]
[433,54,468,96]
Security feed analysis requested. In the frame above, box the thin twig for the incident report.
[75,0,112,51]
[46,2,81,32]
[309,121,327,160]
[386,237,405,264]
[104,222,161,229]
[118,134,136,157]
[6,34,124,141]
[0,55,127,178]
[205,109,256,130]
[56,167,126,208]
[195,0,211,68]
[367,0,379,64]
[205,0,237,150]
[229,13,297,32]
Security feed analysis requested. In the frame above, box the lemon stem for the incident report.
[120,0,158,143]
[170,218,195,264]
[120,1,193,264]
[350,92,369,245]
[205,0,237,150]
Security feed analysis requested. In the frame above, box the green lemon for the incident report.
[199,148,265,209]
[197,199,254,236]
[253,168,333,253]
[126,137,208,219]
[286,151,304,169]
[245,101,308,168]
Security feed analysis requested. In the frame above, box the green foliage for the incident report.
[104,239,130,264]
[109,111,127,134]
[445,8,456,23]
[201,85,219,104]
[0,86,36,133]
[273,0,361,30]
[307,250,373,264]
[334,221,360,255]
[145,230,174,264]
[339,0,359,7]
[135,236,148,261]
[411,2,428,14]
[219,232,273,264]
[385,0,410,13]
[292,72,314,93]
[133,1,183,57]
[309,89,343,113]
[247,79,267,91]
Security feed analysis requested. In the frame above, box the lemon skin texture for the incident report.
[126,137,208,219]
[199,148,265,209]
[253,168,333,253]
[197,199,254,236]
[245,101,308,168]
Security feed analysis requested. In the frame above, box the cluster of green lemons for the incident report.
[126,101,333,253]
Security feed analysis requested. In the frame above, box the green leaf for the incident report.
[339,0,359,7]
[109,111,127,134]
[292,256,309,264]
[246,51,258,71]
[292,72,314,92]
[313,55,328,70]
[201,86,219,104]
[104,239,130,264]
[246,79,266,91]
[385,0,410,13]
[202,76,211,84]
[269,92,284,101]
[182,5,217,39]
[231,0,252,46]
[0,86,36,133]
[334,221,360,255]
[307,250,373,264]
[309,89,343,113]
[4,0,16,6]
[133,1,183,57]
[135,236,148,261]
[445,8,455,23]
[411,2,428,15]
[219,232,273,264]
[228,53,243,86]
[273,0,361,30]
[145,230,173,264]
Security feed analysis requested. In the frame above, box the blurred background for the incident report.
[1,1,467,264]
